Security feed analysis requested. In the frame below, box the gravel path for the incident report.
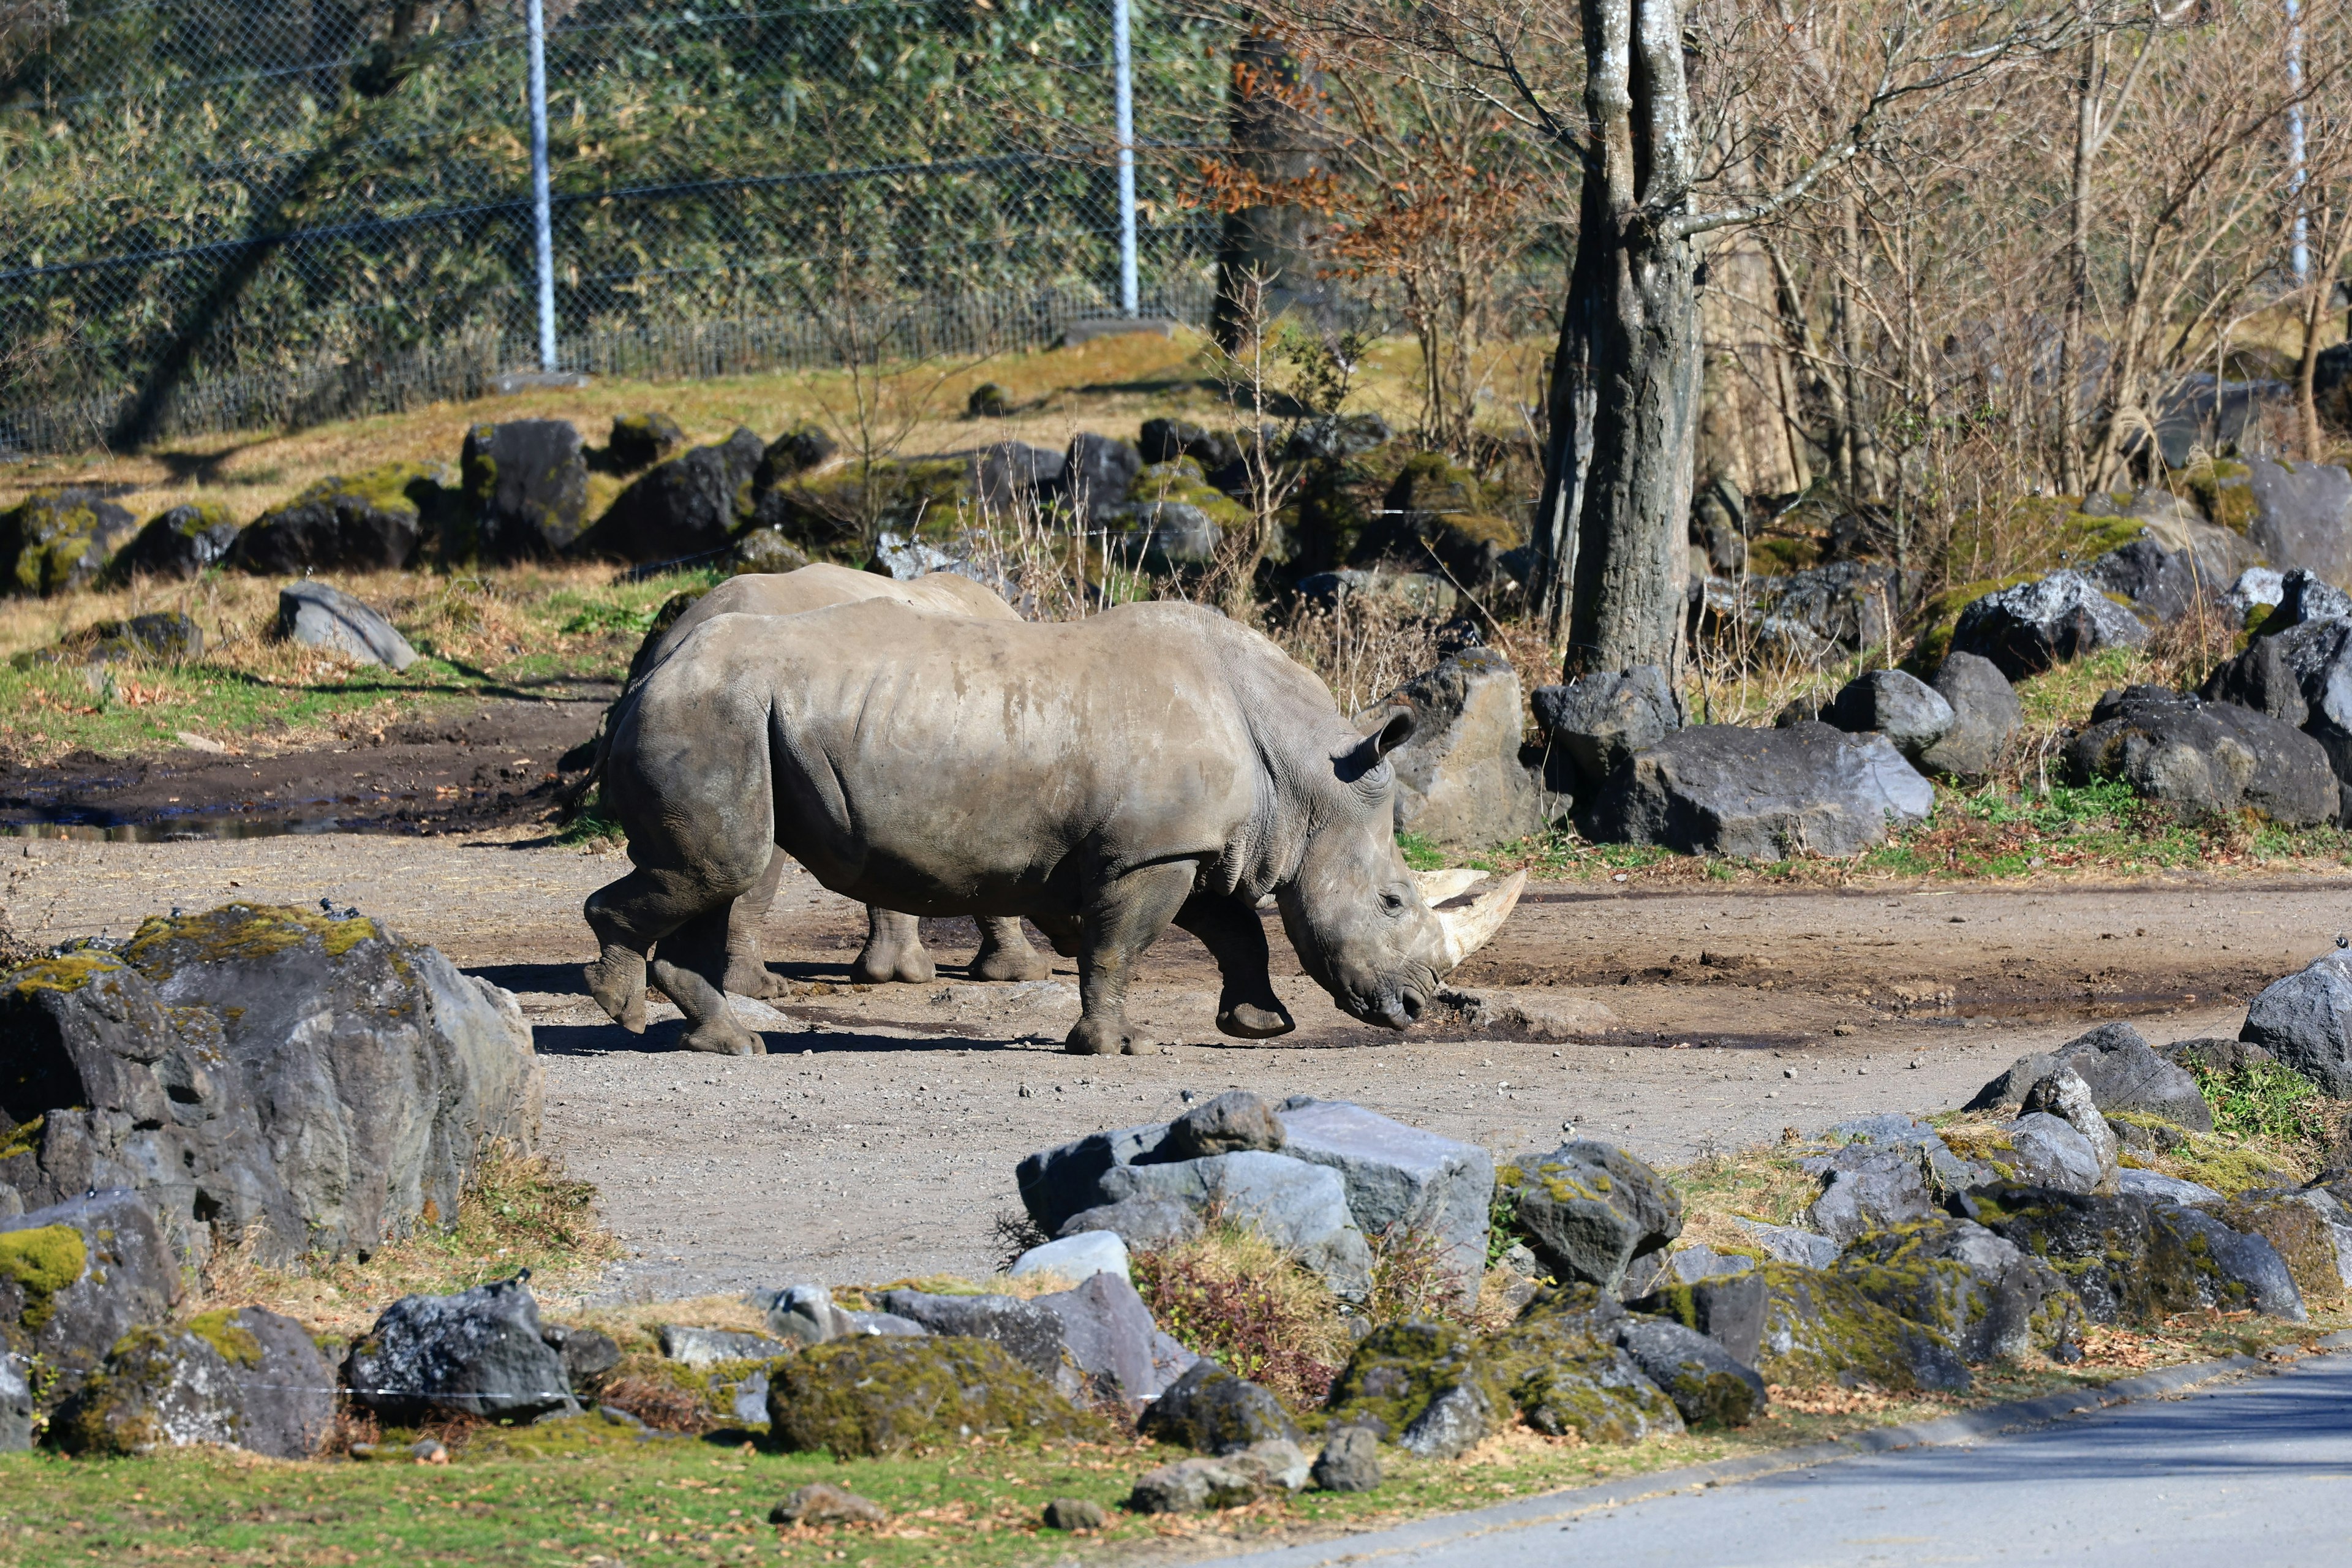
[10,831,2342,1302]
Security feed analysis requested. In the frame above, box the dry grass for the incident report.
[1129,1219,1357,1406]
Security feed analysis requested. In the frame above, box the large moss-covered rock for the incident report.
[1833,1218,2080,1362]
[1355,451,1522,583]
[0,1190,179,1411]
[232,464,450,573]
[1613,1317,1766,1427]
[458,420,590,560]
[1972,1184,2305,1324]
[107,502,241,583]
[2218,1195,2345,1308]
[581,428,763,563]
[1757,1263,1972,1391]
[1321,1319,1490,1455]
[767,1335,1093,1457]
[1140,1358,1302,1453]
[603,412,687,474]
[1501,1140,1683,1292]
[347,1276,577,1425]
[3,488,137,596]
[51,1305,331,1457]
[2,905,539,1268]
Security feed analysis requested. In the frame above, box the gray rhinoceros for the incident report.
[623,564,1046,990]
[583,597,1521,1055]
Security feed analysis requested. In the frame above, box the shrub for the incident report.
[1129,1221,1350,1406]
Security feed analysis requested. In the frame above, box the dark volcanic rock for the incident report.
[1917,653,2022,778]
[2085,536,2220,622]
[1973,1184,2305,1324]
[1506,1140,1683,1291]
[1581,722,1934,858]
[1757,1263,1972,1391]
[2247,456,2352,588]
[346,1275,578,1424]
[1950,570,2148,680]
[581,428,764,564]
[603,412,687,474]
[2242,950,2352,1097]
[460,420,590,560]
[1165,1090,1286,1159]
[3,488,137,595]
[1531,666,1680,792]
[1139,1359,1302,1454]
[1613,1316,1766,1426]
[873,1289,1065,1379]
[2065,685,2338,826]
[232,465,448,573]
[1824,669,1954,762]
[108,502,241,583]
[1834,1218,2079,1362]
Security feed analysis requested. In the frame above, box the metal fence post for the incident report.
[1113,0,1137,317]
[527,0,557,371]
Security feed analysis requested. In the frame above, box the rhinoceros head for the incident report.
[1275,712,1523,1030]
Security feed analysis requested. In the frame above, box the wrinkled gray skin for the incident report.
[628,564,1047,990]
[585,598,1452,1056]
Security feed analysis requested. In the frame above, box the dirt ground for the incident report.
[12,823,2345,1306]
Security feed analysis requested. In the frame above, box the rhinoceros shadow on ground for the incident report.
[528,1019,1042,1058]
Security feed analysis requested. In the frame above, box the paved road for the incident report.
[1216,1352,2352,1567]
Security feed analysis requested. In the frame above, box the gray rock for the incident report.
[1950,570,2148,680]
[1582,722,1935,859]
[874,1290,1065,1379]
[2047,1022,2214,1133]
[1758,1264,1972,1392]
[1286,411,1392,462]
[2269,568,2352,630]
[846,1310,925,1337]
[1096,1150,1373,1298]
[1042,1496,1108,1531]
[582,428,764,563]
[728,528,808,575]
[276,581,418,669]
[658,1324,790,1367]
[970,441,1065,509]
[1966,1050,2064,1112]
[1296,568,1458,617]
[2006,1112,2107,1194]
[1401,1381,1493,1457]
[1627,1270,1768,1366]
[224,1306,340,1459]
[2165,1036,2277,1073]
[1530,666,1681,792]
[1614,1316,1766,1426]
[1839,1218,2079,1362]
[1507,1140,1683,1291]
[345,1275,578,1424]
[2114,1169,2222,1204]
[769,1482,888,1525]
[1010,1231,1130,1284]
[1275,1098,1494,1306]
[1917,653,2022,778]
[1311,1424,1382,1491]
[0,1190,179,1411]
[1,911,538,1272]
[50,1324,242,1455]
[1129,1443,1302,1513]
[1167,1090,1286,1159]
[1057,1196,1203,1250]
[2065,685,2339,826]
[1362,649,1541,848]
[2230,566,2288,619]
[1974,1185,2304,1324]
[1803,1145,1939,1245]
[2163,1205,2305,1321]
[765,1283,859,1346]
[1660,1243,1759,1284]
[2247,456,2352,589]
[1138,1358,1302,1453]
[1017,1121,1174,1237]
[1746,561,1901,654]
[2085,537,2221,622]
[2021,1068,2121,1186]
[542,1323,621,1390]
[0,1352,29,1452]
[1033,1271,1183,1406]
[1733,1217,1840,1269]
[111,503,242,582]
[1825,669,1955,762]
[1110,499,1223,570]
[1827,1114,1944,1150]
[2242,949,2352,1096]
[1058,433,1144,524]
[1618,1248,1670,1299]
[460,420,589,559]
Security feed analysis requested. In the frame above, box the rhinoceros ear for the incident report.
[1337,708,1415,780]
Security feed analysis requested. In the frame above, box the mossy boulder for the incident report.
[2183,459,2256,534]
[1322,1319,1488,1453]
[766,1335,1094,1457]
[1972,1183,2305,1323]
[729,527,809,576]
[1140,1358,1302,1453]
[457,419,589,560]
[603,412,688,474]
[1485,1289,1683,1444]
[0,1191,178,1412]
[578,428,766,565]
[1355,451,1522,582]
[746,455,964,556]
[107,502,240,583]
[1501,1140,1683,1292]
[51,1305,331,1457]
[2218,1195,2344,1308]
[13,611,206,671]
[232,463,451,573]
[1110,458,1248,571]
[2,488,138,596]
[1757,1262,1972,1391]
[1833,1218,2081,1362]
[1613,1316,1766,1427]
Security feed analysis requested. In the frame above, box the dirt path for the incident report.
[10,831,2344,1303]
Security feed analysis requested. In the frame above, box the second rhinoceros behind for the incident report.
[582,598,1521,1055]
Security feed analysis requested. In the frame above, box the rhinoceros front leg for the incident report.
[1066,861,1196,1055]
[971,917,1050,982]
[852,908,937,984]
[1175,893,1295,1039]
[650,904,764,1057]
[722,851,788,999]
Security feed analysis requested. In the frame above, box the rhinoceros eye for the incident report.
[1379,889,1406,915]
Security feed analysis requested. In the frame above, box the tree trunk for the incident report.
[2058,34,2097,496]
[1532,0,1702,677]
[1212,32,1328,351]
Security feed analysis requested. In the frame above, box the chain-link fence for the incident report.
[0,0,1230,456]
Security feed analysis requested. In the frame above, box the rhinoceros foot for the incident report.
[1067,1018,1139,1055]
[586,948,649,1034]
[853,909,937,984]
[1218,1000,1294,1039]
[971,918,1050,982]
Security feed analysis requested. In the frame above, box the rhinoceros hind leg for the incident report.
[1065,861,1195,1057]
[852,908,936,984]
[971,917,1050,982]
[1175,892,1297,1041]
[651,908,763,1057]
[722,852,788,998]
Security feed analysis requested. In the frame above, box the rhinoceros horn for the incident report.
[1411,869,1527,970]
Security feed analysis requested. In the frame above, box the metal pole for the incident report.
[2288,0,2310,286]
[1113,0,1137,317]
[527,0,557,371]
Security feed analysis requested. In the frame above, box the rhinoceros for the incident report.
[606,562,1048,989]
[584,597,1523,1055]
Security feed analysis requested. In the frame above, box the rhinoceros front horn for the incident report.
[1411,869,1527,970]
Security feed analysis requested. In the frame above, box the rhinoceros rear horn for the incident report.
[1431,869,1526,970]
[1338,707,1415,780]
